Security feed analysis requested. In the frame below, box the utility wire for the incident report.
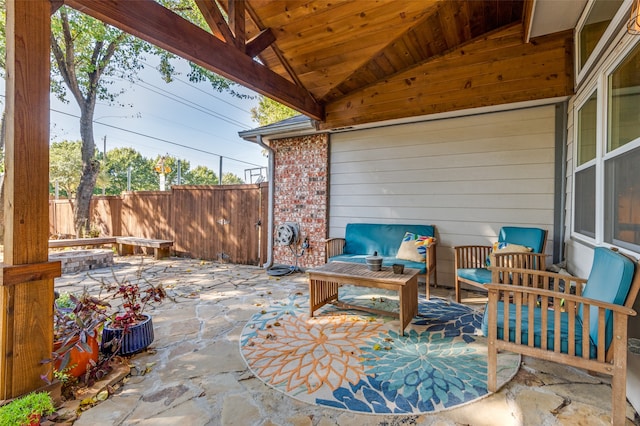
[140,60,254,115]
[133,78,250,129]
[50,107,264,168]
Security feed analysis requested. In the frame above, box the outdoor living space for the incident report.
[51,255,639,425]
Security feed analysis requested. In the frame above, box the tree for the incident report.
[102,147,156,194]
[183,165,218,185]
[47,3,241,236]
[49,7,149,235]
[49,140,83,198]
[222,173,244,185]
[251,96,297,126]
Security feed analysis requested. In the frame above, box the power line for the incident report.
[140,60,254,115]
[133,78,251,129]
[50,107,264,168]
[106,73,251,129]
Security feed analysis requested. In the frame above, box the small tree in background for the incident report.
[49,140,83,198]
[250,96,297,126]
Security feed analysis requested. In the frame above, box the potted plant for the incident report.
[0,391,55,425]
[51,292,110,379]
[99,268,167,356]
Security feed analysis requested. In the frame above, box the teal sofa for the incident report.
[325,223,437,298]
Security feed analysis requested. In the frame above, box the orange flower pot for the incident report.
[54,333,99,378]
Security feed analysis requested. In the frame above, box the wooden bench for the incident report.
[114,237,173,260]
[48,237,117,248]
[49,236,173,260]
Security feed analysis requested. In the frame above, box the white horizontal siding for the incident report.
[329,105,557,287]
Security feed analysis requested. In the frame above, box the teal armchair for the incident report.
[484,247,640,425]
[453,226,547,303]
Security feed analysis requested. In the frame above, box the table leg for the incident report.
[399,276,418,335]
[309,278,339,316]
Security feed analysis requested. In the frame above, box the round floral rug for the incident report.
[239,286,520,414]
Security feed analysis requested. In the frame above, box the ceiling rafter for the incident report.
[194,0,234,43]
[228,0,245,50]
[63,0,323,120]
[320,0,523,103]
[244,2,305,87]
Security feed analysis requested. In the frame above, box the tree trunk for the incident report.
[73,108,99,237]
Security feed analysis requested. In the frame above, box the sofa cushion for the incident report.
[482,301,594,358]
[457,268,492,284]
[396,232,434,262]
[343,223,435,257]
[329,254,426,274]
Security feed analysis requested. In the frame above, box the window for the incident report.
[578,0,624,72]
[607,43,640,152]
[577,92,598,166]
[605,147,640,250]
[604,43,640,251]
[575,167,597,238]
[573,37,640,253]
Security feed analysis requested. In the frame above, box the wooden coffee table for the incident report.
[307,262,419,335]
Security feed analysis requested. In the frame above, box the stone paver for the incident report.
[54,255,640,426]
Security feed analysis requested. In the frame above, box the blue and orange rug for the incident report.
[240,286,520,415]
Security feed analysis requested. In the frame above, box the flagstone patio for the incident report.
[54,255,640,425]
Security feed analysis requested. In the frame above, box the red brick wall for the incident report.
[271,133,329,268]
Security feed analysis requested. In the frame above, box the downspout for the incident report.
[256,135,275,269]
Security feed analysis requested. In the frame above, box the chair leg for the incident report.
[455,277,461,303]
[425,273,430,300]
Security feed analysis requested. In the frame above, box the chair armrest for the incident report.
[485,283,636,361]
[490,267,587,296]
[325,238,346,261]
[492,252,547,271]
[454,245,492,269]
[424,240,437,271]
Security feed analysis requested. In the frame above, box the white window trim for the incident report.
[572,31,640,254]
[575,0,634,86]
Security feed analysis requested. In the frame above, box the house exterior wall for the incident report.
[329,105,557,287]
[564,9,640,411]
[270,134,329,269]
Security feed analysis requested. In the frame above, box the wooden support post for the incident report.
[1,0,60,399]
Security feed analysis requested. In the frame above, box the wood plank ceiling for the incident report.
[65,0,574,130]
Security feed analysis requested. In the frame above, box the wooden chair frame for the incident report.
[325,238,437,298]
[454,229,548,303]
[486,261,640,425]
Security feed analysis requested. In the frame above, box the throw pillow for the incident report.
[488,242,532,268]
[396,232,434,262]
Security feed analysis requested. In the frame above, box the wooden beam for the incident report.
[229,0,245,50]
[3,0,57,398]
[50,0,64,15]
[522,0,535,43]
[245,28,275,58]
[65,0,323,120]
[194,0,233,43]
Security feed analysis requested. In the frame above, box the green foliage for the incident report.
[183,165,218,185]
[251,96,298,126]
[222,172,244,185]
[101,147,157,194]
[50,140,83,197]
[0,0,6,74]
[0,391,55,426]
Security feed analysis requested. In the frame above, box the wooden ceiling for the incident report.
[64,0,574,130]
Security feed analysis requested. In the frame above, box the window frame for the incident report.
[575,0,633,86]
[571,30,640,253]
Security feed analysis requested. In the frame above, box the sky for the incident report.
[0,56,268,183]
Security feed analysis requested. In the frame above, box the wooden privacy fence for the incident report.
[49,184,269,265]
